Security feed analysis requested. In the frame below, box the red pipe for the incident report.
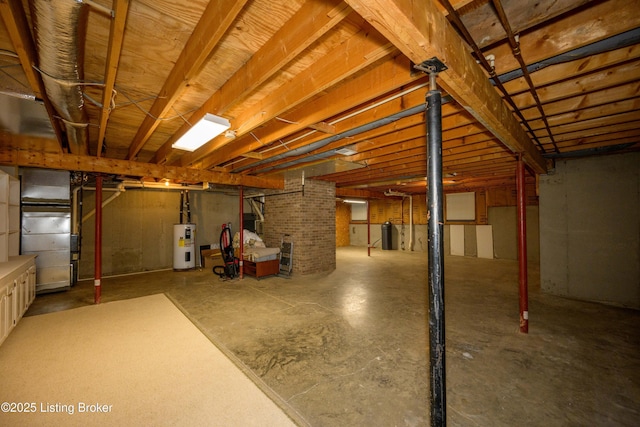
[94,175,103,304]
[516,155,529,333]
[239,186,244,279]
[367,200,371,257]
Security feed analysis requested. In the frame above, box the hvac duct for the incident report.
[31,0,90,155]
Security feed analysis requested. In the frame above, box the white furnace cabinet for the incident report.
[0,255,37,347]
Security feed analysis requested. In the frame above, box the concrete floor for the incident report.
[27,247,640,426]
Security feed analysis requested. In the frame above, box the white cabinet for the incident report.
[0,170,20,262]
[8,177,20,257]
[0,173,7,263]
[0,255,36,347]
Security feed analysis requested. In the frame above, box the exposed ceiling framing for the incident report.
[0,0,638,196]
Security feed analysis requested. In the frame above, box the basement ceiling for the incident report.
[0,0,638,197]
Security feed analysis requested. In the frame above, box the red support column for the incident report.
[367,200,371,257]
[94,175,103,304]
[517,154,529,333]
[239,186,244,279]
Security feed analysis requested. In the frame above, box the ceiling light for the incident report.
[343,199,366,204]
[336,146,357,156]
[172,113,230,152]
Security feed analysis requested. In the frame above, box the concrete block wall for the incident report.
[264,178,336,275]
[80,189,239,278]
[539,152,640,309]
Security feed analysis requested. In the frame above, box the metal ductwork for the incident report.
[31,0,90,155]
[241,96,454,175]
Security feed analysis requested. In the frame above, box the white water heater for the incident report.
[173,224,196,270]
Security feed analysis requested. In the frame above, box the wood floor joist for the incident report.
[344,0,547,174]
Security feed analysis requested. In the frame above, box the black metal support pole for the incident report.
[422,58,447,427]
[179,190,184,224]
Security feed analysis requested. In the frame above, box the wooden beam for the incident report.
[241,152,264,160]
[457,0,594,50]
[236,94,469,174]
[538,120,640,145]
[520,82,640,121]
[511,61,640,111]
[486,0,640,75]
[0,0,42,97]
[150,0,351,165]
[552,133,640,152]
[308,122,336,134]
[175,28,395,168]
[126,0,249,160]
[0,139,283,190]
[97,0,130,157]
[203,56,426,170]
[343,0,547,174]
[0,0,64,147]
[335,188,388,199]
[502,44,640,97]
[533,107,640,135]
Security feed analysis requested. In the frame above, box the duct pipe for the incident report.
[239,186,244,279]
[238,97,452,175]
[94,175,102,304]
[497,28,640,84]
[31,0,90,155]
[248,198,265,222]
[517,155,529,333]
[237,27,640,174]
[425,65,446,426]
[81,184,124,223]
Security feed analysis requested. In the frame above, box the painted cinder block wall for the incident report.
[539,152,640,309]
[263,178,336,275]
[80,189,239,278]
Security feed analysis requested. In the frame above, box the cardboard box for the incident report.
[201,249,223,270]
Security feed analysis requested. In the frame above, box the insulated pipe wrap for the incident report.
[31,0,90,155]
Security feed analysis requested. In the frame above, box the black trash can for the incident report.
[381,221,392,250]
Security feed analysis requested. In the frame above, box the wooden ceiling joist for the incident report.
[203,55,428,170]
[97,0,130,158]
[343,0,546,174]
[484,0,640,76]
[1,0,638,195]
[151,0,352,166]
[126,0,249,160]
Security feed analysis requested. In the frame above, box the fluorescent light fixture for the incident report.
[343,199,366,204]
[172,113,230,151]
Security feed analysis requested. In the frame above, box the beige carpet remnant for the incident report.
[0,294,297,426]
